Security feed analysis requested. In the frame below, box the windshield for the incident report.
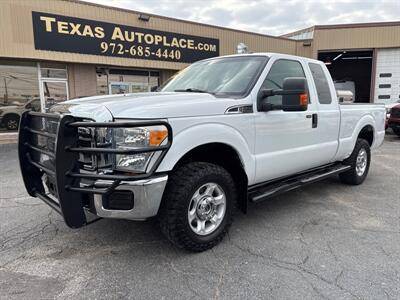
[160,56,268,97]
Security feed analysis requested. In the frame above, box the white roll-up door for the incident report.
[374,48,400,104]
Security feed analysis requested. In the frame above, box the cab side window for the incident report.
[260,59,306,105]
[309,63,332,104]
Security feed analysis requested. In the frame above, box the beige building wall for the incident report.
[0,0,298,71]
[67,64,97,99]
[312,24,400,57]
[295,41,314,59]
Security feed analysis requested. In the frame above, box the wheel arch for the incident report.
[157,123,254,213]
[3,112,20,120]
[336,114,376,161]
[173,142,249,213]
[357,124,374,146]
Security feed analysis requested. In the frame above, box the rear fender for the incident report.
[336,114,376,160]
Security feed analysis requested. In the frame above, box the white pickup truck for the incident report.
[18,53,385,251]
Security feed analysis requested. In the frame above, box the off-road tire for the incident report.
[3,114,20,131]
[339,138,371,185]
[159,162,236,252]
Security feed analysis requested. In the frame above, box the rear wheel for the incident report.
[339,138,371,185]
[159,162,236,252]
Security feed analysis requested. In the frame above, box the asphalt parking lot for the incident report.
[1,134,399,299]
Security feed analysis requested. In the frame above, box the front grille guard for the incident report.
[18,111,173,228]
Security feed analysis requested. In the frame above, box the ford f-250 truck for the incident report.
[18,53,385,251]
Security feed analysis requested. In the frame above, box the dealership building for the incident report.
[0,0,400,135]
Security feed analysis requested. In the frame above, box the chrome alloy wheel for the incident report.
[188,182,226,236]
[356,148,367,176]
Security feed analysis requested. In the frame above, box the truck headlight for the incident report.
[113,126,168,172]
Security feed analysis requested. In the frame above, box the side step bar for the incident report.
[248,164,351,203]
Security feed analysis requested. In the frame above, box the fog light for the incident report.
[103,190,134,210]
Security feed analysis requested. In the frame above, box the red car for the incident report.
[388,104,400,137]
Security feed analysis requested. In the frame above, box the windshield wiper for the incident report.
[174,88,214,94]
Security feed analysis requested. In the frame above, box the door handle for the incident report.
[306,114,318,128]
[312,113,318,128]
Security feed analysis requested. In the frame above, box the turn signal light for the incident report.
[300,93,308,106]
[149,130,168,146]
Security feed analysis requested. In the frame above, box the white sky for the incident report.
[82,0,400,36]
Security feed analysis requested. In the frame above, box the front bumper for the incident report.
[92,175,168,220]
[18,111,172,228]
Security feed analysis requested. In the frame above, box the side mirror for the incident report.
[281,77,308,112]
[257,77,308,112]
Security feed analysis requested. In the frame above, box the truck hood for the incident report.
[54,92,241,119]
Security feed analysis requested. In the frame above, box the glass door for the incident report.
[38,63,68,112]
[41,80,68,112]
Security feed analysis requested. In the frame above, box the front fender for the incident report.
[156,122,256,184]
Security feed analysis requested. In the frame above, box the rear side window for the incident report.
[309,63,332,104]
[260,59,306,106]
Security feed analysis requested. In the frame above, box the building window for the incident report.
[378,84,391,88]
[0,60,40,132]
[0,60,39,106]
[379,73,392,78]
[378,95,390,99]
[96,67,160,95]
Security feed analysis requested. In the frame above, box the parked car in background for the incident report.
[337,90,354,103]
[385,100,400,116]
[0,99,41,130]
[388,104,400,137]
[384,100,400,129]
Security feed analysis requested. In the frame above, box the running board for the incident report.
[248,164,351,203]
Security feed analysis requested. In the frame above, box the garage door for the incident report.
[374,48,400,104]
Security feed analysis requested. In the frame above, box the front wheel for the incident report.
[339,138,371,185]
[159,162,236,252]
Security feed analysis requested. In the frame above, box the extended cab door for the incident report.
[254,57,336,183]
[307,62,340,164]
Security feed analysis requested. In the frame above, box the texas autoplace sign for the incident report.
[32,11,220,63]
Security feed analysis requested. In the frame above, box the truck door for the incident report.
[254,57,333,183]
[307,62,340,164]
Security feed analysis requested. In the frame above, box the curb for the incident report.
[0,132,18,145]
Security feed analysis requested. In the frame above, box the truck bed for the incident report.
[335,103,386,160]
